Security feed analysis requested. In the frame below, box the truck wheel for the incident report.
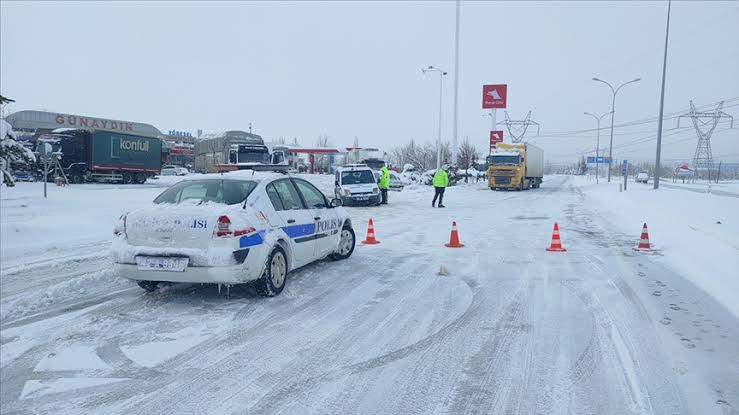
[518,180,524,191]
[122,172,134,184]
[137,281,159,292]
[135,173,146,184]
[71,174,83,184]
[330,225,355,260]
[257,246,287,297]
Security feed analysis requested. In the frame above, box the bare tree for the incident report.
[456,138,480,182]
[314,134,331,172]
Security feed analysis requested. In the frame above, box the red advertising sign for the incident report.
[489,130,504,151]
[482,84,507,109]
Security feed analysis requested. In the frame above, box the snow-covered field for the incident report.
[1,175,738,414]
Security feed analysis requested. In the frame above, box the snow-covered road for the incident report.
[1,176,737,414]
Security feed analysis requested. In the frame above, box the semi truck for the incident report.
[42,128,162,184]
[194,131,286,173]
[486,143,544,190]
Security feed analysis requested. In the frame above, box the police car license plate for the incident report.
[136,256,189,272]
[355,195,369,201]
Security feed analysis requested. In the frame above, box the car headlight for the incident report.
[372,188,379,194]
[343,189,352,196]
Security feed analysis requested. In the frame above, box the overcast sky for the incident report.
[2,1,738,163]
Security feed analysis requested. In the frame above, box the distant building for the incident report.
[161,130,195,167]
[4,110,162,141]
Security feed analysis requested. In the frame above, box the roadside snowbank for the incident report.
[576,177,739,317]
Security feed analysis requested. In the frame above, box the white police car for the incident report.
[111,171,355,296]
[334,164,382,206]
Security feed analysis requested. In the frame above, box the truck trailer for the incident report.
[43,128,162,184]
[486,143,544,190]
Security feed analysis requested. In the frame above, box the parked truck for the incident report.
[42,128,162,184]
[194,131,287,173]
[486,143,544,190]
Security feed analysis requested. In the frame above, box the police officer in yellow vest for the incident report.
[432,164,449,208]
[378,164,390,204]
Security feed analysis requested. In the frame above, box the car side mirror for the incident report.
[330,198,343,208]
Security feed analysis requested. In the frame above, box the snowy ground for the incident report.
[1,175,738,414]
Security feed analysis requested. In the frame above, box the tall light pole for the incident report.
[593,77,641,182]
[451,0,461,168]
[584,111,613,184]
[422,66,448,169]
[654,0,672,190]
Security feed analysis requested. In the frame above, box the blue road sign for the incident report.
[587,156,610,164]
[622,160,628,175]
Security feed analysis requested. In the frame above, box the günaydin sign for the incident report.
[56,113,134,132]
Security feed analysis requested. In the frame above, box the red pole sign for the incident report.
[482,84,508,109]
[489,130,504,152]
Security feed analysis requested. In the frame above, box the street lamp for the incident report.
[592,77,641,182]
[422,65,448,169]
[584,111,613,184]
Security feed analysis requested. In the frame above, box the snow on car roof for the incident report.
[182,170,287,182]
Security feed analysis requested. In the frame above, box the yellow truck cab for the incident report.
[486,143,544,191]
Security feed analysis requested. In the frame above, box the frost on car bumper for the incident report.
[112,262,259,284]
[111,237,270,284]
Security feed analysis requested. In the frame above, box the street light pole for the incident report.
[451,0,461,168]
[584,111,612,184]
[423,66,448,169]
[593,77,641,182]
[654,0,672,190]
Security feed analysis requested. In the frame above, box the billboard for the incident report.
[489,130,504,151]
[482,84,508,109]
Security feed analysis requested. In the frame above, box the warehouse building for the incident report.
[4,110,162,142]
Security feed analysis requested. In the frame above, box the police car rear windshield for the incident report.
[341,170,375,185]
[153,180,257,205]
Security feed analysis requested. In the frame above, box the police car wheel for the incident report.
[137,280,159,292]
[258,246,287,297]
[330,226,355,260]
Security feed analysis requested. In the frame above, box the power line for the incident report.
[537,98,739,137]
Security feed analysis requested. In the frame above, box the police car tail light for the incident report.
[214,215,255,238]
[233,226,256,237]
[215,215,233,237]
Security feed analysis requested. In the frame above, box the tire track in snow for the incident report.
[97,254,428,414]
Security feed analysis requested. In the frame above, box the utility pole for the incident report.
[503,110,540,143]
[654,0,671,190]
[422,66,448,169]
[593,77,641,182]
[451,0,461,167]
[584,111,612,184]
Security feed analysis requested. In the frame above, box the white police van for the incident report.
[111,171,355,296]
[334,164,381,206]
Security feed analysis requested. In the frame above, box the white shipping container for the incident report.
[524,143,544,178]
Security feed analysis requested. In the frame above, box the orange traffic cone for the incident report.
[361,218,380,244]
[444,221,465,248]
[633,223,652,251]
[545,222,567,252]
